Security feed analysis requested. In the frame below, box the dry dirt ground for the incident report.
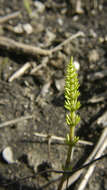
[0,1,107,190]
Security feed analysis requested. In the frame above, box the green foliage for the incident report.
[23,0,32,16]
[64,57,80,144]
[64,57,80,112]
[57,57,81,190]
[66,134,79,146]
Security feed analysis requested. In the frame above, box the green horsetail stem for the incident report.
[58,57,81,190]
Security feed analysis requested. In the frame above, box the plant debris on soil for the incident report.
[0,1,107,190]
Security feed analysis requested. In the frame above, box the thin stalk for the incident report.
[57,126,75,190]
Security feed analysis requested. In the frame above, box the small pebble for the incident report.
[73,61,80,71]
[57,18,63,26]
[41,81,51,97]
[45,30,56,44]
[75,0,84,14]
[89,29,97,38]
[88,49,99,63]
[34,1,45,13]
[61,8,67,14]
[2,147,16,164]
[23,23,33,34]
[99,4,103,11]
[55,79,65,92]
[72,15,79,21]
[99,37,104,43]
[14,23,23,34]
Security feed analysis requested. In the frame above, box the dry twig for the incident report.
[77,137,107,190]
[8,62,32,82]
[0,36,51,56]
[40,154,107,189]
[61,127,107,190]
[30,57,49,74]
[0,115,33,128]
[0,11,20,24]
[34,132,93,146]
[97,111,107,127]
[0,32,84,57]
[8,58,49,82]
[50,31,84,53]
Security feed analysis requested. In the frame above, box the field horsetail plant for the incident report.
[58,57,81,190]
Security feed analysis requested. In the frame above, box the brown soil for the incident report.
[0,1,107,190]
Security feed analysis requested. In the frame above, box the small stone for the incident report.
[72,15,79,21]
[61,8,67,14]
[99,4,103,11]
[14,23,23,34]
[23,23,33,34]
[99,37,104,43]
[57,18,63,26]
[73,61,80,71]
[75,0,84,14]
[91,9,96,15]
[55,79,65,92]
[45,30,56,44]
[34,1,45,13]
[2,147,16,164]
[41,81,51,97]
[88,49,99,63]
[89,29,97,38]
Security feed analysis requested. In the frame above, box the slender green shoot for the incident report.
[23,0,32,16]
[58,57,80,190]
